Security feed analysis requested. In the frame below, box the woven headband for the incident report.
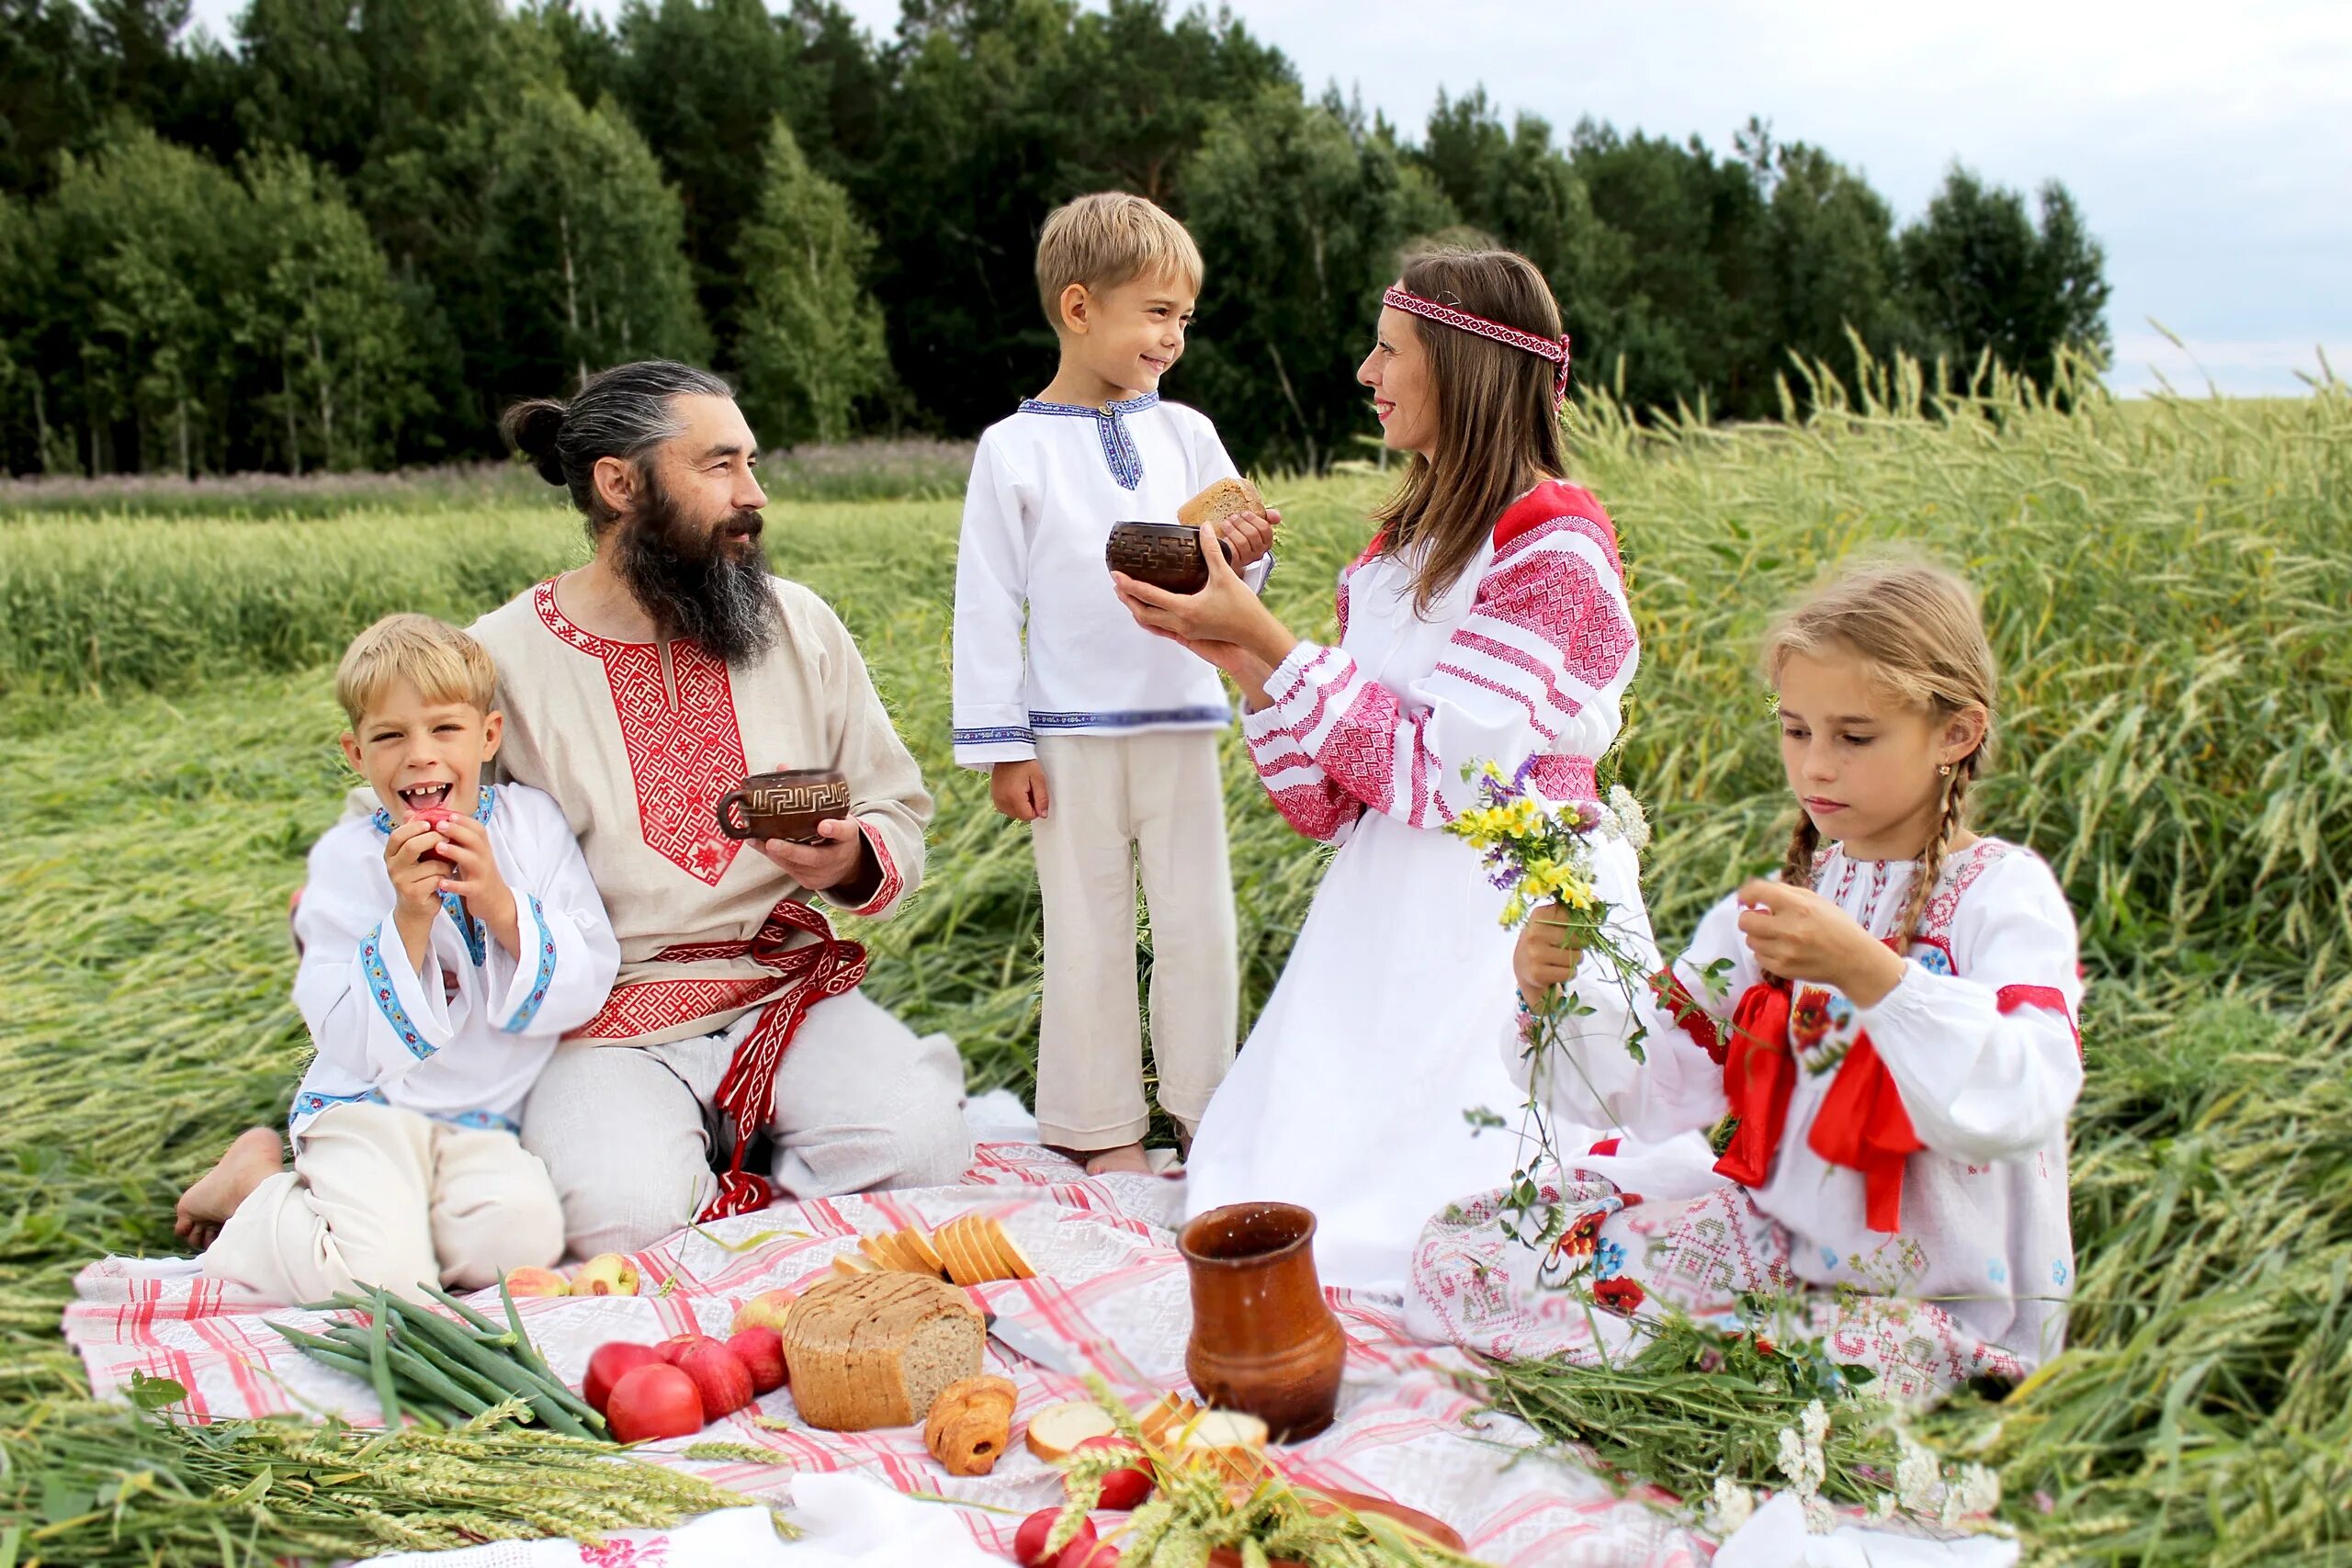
[1383,285,1572,405]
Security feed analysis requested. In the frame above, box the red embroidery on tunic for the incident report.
[843,821,903,917]
[1997,984,2081,1056]
[570,976,779,1040]
[1491,485,1624,580]
[533,580,745,886]
[1650,968,1724,1063]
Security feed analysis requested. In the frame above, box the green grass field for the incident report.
[3,367,2349,1562]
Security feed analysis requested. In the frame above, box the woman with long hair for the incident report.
[1114,247,1649,1290]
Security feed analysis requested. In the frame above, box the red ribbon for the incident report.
[674,897,869,1223]
[1712,980,1796,1189]
[1804,1038,1922,1233]
[1712,967,1922,1233]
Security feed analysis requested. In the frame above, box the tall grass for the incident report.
[2,364,2347,1561]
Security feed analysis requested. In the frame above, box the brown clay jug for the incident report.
[1178,1202,1347,1442]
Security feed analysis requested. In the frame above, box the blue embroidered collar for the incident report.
[371,785,497,966]
[1017,390,1159,491]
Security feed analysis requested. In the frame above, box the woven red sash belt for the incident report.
[589,897,871,1223]
[1713,969,1923,1233]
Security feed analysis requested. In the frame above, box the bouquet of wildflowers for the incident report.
[1448,758,1657,1059]
[1445,758,1658,1264]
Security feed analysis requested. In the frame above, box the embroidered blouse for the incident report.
[1519,837,2086,1362]
[1242,480,1637,843]
[288,782,620,1139]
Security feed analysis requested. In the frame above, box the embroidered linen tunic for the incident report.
[288,783,620,1140]
[1183,480,1641,1292]
[469,576,931,1049]
[1522,837,2085,1363]
[951,395,1267,767]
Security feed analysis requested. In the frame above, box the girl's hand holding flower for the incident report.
[1734,879,1908,1006]
[1113,518,1297,707]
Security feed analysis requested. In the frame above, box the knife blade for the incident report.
[985,1312,1080,1376]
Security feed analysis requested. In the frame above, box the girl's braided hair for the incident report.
[1763,559,1996,970]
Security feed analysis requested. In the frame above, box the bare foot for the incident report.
[175,1127,285,1251]
[1082,1143,1154,1177]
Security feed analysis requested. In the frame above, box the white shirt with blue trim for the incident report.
[951,393,1270,768]
[286,782,620,1143]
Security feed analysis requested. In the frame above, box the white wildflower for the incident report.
[1802,1495,1838,1535]
[1871,1493,1898,1522]
[1799,1398,1830,1446]
[1605,784,1652,852]
[1776,1427,1808,1485]
[1955,1463,2001,1518]
[1894,1435,1941,1515]
[1711,1475,1755,1533]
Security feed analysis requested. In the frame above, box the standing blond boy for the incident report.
[952,194,1275,1175]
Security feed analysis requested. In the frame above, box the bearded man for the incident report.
[477,361,970,1254]
[175,361,971,1263]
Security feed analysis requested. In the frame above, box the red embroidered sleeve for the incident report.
[1246,515,1634,832]
[1996,983,2081,1057]
[1650,968,1726,1064]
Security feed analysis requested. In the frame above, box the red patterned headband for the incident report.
[1383,285,1572,405]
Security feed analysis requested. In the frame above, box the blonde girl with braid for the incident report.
[1409,560,2086,1393]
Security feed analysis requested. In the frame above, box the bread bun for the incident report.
[924,1374,1018,1475]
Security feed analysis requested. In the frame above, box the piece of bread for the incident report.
[1138,1392,1204,1447]
[781,1273,984,1431]
[937,1217,989,1288]
[924,1374,1018,1476]
[831,1251,876,1279]
[899,1225,946,1277]
[1024,1399,1120,1461]
[989,1220,1038,1281]
[1173,1409,1272,1484]
[1178,476,1264,527]
[857,1235,903,1271]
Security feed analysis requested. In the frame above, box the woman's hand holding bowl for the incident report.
[1113,514,1297,709]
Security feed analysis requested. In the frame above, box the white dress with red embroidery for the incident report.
[1406,836,2086,1390]
[1183,479,1641,1292]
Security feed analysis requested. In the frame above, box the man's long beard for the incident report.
[612,472,780,665]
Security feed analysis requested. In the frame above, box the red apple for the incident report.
[1057,1544,1120,1568]
[725,1326,787,1393]
[410,802,458,863]
[582,1342,666,1417]
[673,1337,755,1418]
[658,1333,715,1364]
[605,1363,704,1443]
[1074,1434,1153,1510]
[1013,1509,1095,1568]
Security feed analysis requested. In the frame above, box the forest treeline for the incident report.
[0,0,2111,475]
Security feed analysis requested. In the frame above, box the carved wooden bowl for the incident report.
[1107,521,1233,595]
[716,768,851,844]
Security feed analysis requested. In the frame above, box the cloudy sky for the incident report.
[185,0,2350,395]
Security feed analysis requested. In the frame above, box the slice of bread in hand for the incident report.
[1023,1399,1119,1461]
[1178,476,1264,527]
